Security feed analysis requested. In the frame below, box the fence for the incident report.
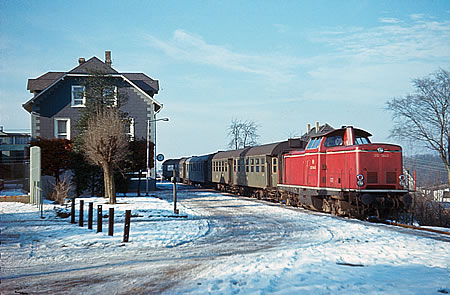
[0,160,30,193]
[32,180,43,218]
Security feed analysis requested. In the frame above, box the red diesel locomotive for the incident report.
[163,125,412,219]
[279,126,411,218]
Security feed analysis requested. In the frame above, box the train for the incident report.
[162,124,412,219]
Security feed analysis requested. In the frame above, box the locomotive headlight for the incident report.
[356,174,364,186]
[399,174,406,187]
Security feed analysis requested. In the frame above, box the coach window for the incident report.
[261,158,265,173]
[272,158,277,173]
[255,158,260,172]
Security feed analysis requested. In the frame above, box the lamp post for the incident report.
[146,117,169,196]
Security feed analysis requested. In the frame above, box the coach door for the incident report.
[270,157,278,187]
[228,158,233,185]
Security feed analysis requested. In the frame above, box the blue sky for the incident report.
[1,0,449,160]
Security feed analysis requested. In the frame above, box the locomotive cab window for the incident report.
[306,137,322,150]
[324,136,343,147]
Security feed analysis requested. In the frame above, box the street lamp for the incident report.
[146,117,169,196]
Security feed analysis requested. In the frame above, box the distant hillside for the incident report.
[404,154,448,187]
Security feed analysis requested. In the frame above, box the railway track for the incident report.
[191,186,450,240]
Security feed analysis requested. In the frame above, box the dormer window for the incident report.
[71,86,85,107]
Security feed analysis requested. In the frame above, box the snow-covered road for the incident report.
[1,183,449,294]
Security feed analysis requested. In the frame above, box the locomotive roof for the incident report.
[213,141,291,160]
[311,126,372,138]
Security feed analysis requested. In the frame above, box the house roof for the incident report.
[68,57,118,75]
[27,72,65,92]
[24,55,161,113]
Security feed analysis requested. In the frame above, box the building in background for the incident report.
[0,126,31,191]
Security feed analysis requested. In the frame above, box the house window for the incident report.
[103,86,118,106]
[54,118,70,139]
[71,86,85,107]
[126,117,135,141]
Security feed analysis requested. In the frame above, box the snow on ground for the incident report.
[1,183,449,294]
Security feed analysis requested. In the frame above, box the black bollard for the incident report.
[71,198,75,224]
[97,205,102,233]
[123,210,131,242]
[88,202,93,230]
[108,207,114,236]
[79,200,84,227]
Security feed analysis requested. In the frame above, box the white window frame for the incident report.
[54,118,71,139]
[127,117,135,141]
[71,85,86,107]
[103,86,118,106]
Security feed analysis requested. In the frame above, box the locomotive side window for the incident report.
[306,138,316,149]
[324,136,343,147]
[306,137,322,150]
[355,136,370,145]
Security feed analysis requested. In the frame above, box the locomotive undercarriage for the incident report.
[278,187,411,219]
[212,183,411,219]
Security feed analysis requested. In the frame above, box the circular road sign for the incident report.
[156,154,165,162]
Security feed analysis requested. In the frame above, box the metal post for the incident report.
[39,187,43,219]
[173,170,178,214]
[97,205,102,232]
[108,207,114,236]
[79,200,84,227]
[146,119,150,196]
[88,202,93,230]
[123,210,131,242]
[154,114,157,183]
[71,198,75,224]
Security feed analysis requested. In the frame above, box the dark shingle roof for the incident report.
[27,72,65,92]
[123,73,159,93]
[68,57,118,74]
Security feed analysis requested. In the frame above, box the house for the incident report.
[0,127,30,164]
[22,51,163,180]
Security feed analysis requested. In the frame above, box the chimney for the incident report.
[78,58,86,65]
[307,123,311,133]
[105,50,112,67]
[315,121,320,132]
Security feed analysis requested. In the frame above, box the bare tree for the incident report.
[84,108,129,204]
[227,118,260,149]
[241,120,260,148]
[227,118,243,150]
[386,68,449,185]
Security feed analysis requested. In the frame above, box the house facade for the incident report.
[23,51,162,178]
